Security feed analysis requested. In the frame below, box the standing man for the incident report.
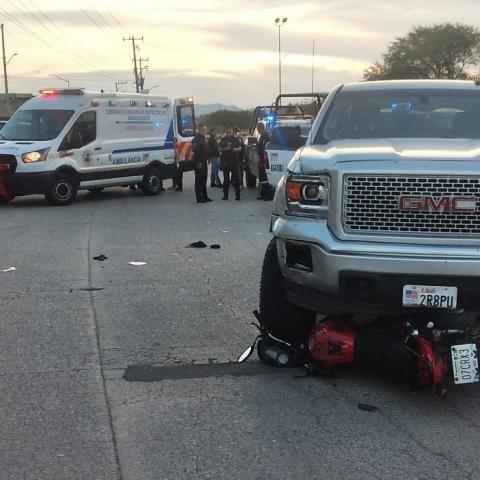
[233,127,245,188]
[192,124,212,203]
[256,122,271,200]
[219,126,242,201]
[208,128,222,188]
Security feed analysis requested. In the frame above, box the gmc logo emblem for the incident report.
[398,196,477,212]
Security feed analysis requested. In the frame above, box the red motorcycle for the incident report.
[239,311,479,398]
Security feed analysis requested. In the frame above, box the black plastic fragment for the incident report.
[357,403,378,412]
[186,241,207,248]
[210,244,221,249]
[93,254,108,261]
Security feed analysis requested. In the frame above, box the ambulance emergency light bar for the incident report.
[40,88,85,96]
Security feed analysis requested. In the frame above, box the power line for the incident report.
[73,0,108,33]
[0,6,115,79]
[85,0,116,32]
[14,0,116,78]
[98,0,125,31]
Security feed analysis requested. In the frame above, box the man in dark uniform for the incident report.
[233,127,245,188]
[192,124,212,203]
[219,126,242,200]
[256,122,271,200]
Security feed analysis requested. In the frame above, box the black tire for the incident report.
[45,174,77,206]
[140,168,162,196]
[246,167,256,188]
[259,238,315,346]
[88,187,104,194]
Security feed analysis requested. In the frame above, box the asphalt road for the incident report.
[1,172,480,480]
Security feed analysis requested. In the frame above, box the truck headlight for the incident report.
[22,148,50,163]
[286,174,329,217]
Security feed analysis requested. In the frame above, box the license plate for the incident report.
[451,344,479,385]
[402,285,457,309]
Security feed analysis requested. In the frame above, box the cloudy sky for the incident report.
[2,0,480,107]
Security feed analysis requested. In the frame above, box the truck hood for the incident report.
[299,138,480,173]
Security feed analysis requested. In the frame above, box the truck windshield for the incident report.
[0,109,74,141]
[314,89,480,144]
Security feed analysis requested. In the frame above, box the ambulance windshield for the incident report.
[0,109,74,141]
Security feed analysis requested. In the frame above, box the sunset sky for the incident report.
[2,0,479,107]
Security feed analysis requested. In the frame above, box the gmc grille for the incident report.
[343,175,480,236]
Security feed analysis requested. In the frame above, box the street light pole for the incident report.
[275,17,287,103]
[54,75,70,87]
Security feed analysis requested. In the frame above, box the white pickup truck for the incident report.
[265,79,480,328]
[264,119,314,188]
[244,93,326,188]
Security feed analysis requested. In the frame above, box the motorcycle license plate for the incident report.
[451,344,479,385]
[402,285,457,309]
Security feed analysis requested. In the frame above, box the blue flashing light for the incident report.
[390,102,414,112]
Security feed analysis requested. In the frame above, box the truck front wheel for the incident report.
[259,238,315,346]
[45,174,78,206]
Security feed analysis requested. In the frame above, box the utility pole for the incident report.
[115,80,128,92]
[123,35,143,93]
[138,57,149,91]
[1,24,10,114]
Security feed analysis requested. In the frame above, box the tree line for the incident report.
[197,109,254,132]
[364,23,480,81]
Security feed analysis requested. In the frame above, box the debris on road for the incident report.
[210,244,221,249]
[93,254,108,261]
[128,261,147,266]
[2,267,16,272]
[357,403,378,412]
[186,241,207,248]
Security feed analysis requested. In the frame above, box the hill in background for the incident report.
[195,103,242,116]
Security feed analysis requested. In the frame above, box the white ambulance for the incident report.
[0,88,196,205]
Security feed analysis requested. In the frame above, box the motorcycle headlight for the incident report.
[286,173,329,218]
[22,148,50,163]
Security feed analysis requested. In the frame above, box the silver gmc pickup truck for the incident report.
[260,79,480,345]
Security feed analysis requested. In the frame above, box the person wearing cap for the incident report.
[233,127,245,188]
[208,128,222,188]
[256,122,271,200]
[219,126,242,200]
[192,123,212,203]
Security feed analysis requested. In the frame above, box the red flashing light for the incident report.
[39,87,84,96]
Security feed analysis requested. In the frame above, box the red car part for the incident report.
[308,317,449,397]
[414,336,449,398]
[308,319,356,367]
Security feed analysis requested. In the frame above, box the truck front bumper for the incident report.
[1,171,55,196]
[272,216,480,314]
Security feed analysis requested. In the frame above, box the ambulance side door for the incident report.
[58,110,98,172]
[173,98,196,171]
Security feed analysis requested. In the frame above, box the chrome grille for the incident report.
[343,175,480,235]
